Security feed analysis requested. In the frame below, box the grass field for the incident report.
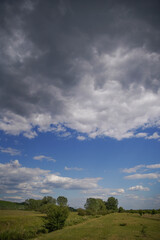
[0,210,46,240]
[0,211,160,240]
[0,210,95,240]
[34,213,160,240]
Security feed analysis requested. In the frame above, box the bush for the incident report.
[139,210,143,216]
[118,207,124,213]
[44,205,69,232]
[152,209,156,215]
[77,208,86,216]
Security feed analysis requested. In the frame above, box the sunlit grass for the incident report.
[34,213,160,240]
[0,210,46,240]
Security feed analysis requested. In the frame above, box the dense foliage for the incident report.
[57,196,68,206]
[24,196,65,211]
[84,198,106,215]
[104,197,118,211]
[44,205,69,232]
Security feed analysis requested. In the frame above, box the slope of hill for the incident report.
[0,200,25,210]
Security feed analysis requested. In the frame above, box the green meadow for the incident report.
[0,211,160,240]
[0,210,46,240]
[34,212,160,240]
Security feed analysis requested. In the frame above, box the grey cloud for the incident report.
[0,0,160,140]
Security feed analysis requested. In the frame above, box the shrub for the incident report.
[45,205,69,232]
[119,223,127,226]
[118,207,124,213]
[152,209,156,215]
[139,210,143,216]
[77,208,86,216]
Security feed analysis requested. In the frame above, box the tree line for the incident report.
[25,196,68,211]
[23,195,160,232]
[78,196,121,216]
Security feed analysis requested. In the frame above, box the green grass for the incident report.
[1,211,160,240]
[33,213,160,240]
[0,200,25,210]
[0,210,46,240]
[65,212,97,227]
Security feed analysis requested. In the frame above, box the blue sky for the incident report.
[0,0,160,209]
[0,127,160,209]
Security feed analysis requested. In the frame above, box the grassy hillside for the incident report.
[0,210,160,240]
[0,200,25,210]
[34,213,160,240]
[0,210,45,239]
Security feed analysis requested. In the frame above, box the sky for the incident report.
[0,0,160,210]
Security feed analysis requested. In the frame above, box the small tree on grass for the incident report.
[42,196,56,205]
[84,198,106,215]
[57,196,68,206]
[139,210,143,216]
[118,206,124,213]
[105,197,118,211]
[45,205,69,232]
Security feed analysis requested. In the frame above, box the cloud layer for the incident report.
[0,160,101,200]
[0,0,160,140]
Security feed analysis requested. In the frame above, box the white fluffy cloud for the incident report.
[0,160,102,200]
[64,166,83,171]
[128,185,150,191]
[33,155,56,162]
[82,188,125,199]
[125,173,160,180]
[146,164,160,169]
[40,189,53,194]
[0,146,21,156]
[46,175,101,190]
[123,164,145,173]
[123,163,160,173]
[146,132,160,140]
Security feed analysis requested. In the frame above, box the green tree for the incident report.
[45,205,69,232]
[139,209,143,216]
[118,206,124,213]
[152,209,156,215]
[77,208,86,216]
[25,199,42,210]
[42,196,56,205]
[57,196,68,206]
[84,198,106,215]
[105,197,118,211]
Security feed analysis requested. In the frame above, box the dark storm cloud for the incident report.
[0,0,160,139]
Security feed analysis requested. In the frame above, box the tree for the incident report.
[84,198,106,215]
[44,205,69,232]
[139,209,143,216]
[105,197,118,211]
[57,196,68,206]
[118,206,124,213]
[42,196,56,205]
[152,209,156,215]
[25,199,42,210]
